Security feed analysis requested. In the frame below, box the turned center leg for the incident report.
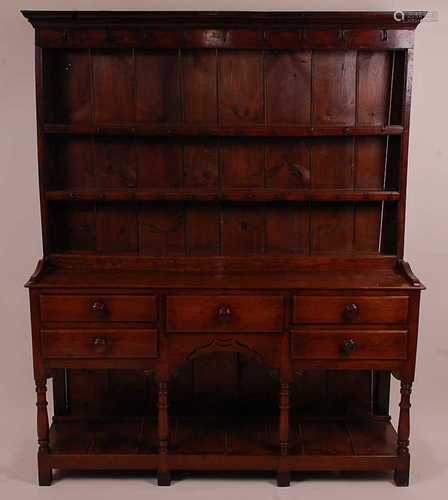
[157,381,171,486]
[277,382,290,487]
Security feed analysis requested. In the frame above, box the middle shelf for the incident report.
[42,132,402,197]
[43,124,404,138]
[45,189,400,203]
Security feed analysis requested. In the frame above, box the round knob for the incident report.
[60,30,71,43]
[344,303,359,321]
[341,338,357,357]
[92,336,107,353]
[217,304,232,323]
[91,301,106,316]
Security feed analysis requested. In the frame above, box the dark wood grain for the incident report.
[311,203,354,253]
[166,295,283,333]
[293,295,409,324]
[96,204,138,253]
[221,140,265,188]
[24,9,425,488]
[265,205,310,254]
[139,204,185,255]
[357,51,392,126]
[94,138,136,188]
[354,204,383,252]
[93,50,134,123]
[23,11,427,30]
[355,137,387,189]
[44,49,91,123]
[49,202,96,253]
[183,141,218,188]
[40,294,157,322]
[265,51,311,124]
[135,51,180,123]
[182,50,217,123]
[49,136,94,189]
[312,51,356,126]
[185,205,220,255]
[291,329,408,360]
[310,138,354,189]
[43,123,405,137]
[266,140,310,188]
[222,205,264,255]
[136,140,183,188]
[42,329,158,359]
[219,51,264,124]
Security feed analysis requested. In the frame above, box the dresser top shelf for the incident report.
[26,257,423,290]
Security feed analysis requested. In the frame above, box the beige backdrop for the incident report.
[0,1,447,499]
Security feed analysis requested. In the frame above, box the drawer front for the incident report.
[41,329,158,359]
[293,295,408,324]
[291,329,408,360]
[166,295,284,333]
[40,295,157,323]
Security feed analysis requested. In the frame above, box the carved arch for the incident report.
[168,337,279,379]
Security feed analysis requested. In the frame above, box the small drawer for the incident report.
[40,294,157,323]
[166,295,283,333]
[291,329,408,360]
[41,329,158,359]
[293,295,408,325]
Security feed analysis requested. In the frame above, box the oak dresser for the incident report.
[22,10,426,487]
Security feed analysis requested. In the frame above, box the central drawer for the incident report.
[40,294,157,323]
[166,295,284,333]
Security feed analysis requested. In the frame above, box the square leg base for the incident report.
[277,470,291,487]
[394,468,410,487]
[157,470,171,486]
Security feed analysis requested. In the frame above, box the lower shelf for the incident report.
[47,416,399,472]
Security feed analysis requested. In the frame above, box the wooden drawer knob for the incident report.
[92,336,107,353]
[216,304,232,323]
[344,303,359,321]
[91,301,107,316]
[341,338,357,357]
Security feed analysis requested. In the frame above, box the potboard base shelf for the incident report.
[47,417,401,475]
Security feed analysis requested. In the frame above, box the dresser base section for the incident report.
[45,416,404,480]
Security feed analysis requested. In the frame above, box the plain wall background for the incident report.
[0,1,447,499]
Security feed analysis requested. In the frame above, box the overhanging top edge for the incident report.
[21,10,427,29]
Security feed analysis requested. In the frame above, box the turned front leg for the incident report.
[157,381,170,486]
[394,381,412,486]
[277,382,290,487]
[35,377,52,486]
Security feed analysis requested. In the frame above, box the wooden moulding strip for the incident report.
[45,190,401,203]
[42,124,405,137]
[45,454,399,471]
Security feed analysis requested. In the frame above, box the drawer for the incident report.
[291,329,408,360]
[41,329,158,359]
[293,295,408,324]
[166,295,283,333]
[40,294,157,323]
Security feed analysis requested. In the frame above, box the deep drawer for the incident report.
[166,295,284,333]
[293,295,408,324]
[291,329,408,360]
[40,294,157,323]
[41,329,158,359]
